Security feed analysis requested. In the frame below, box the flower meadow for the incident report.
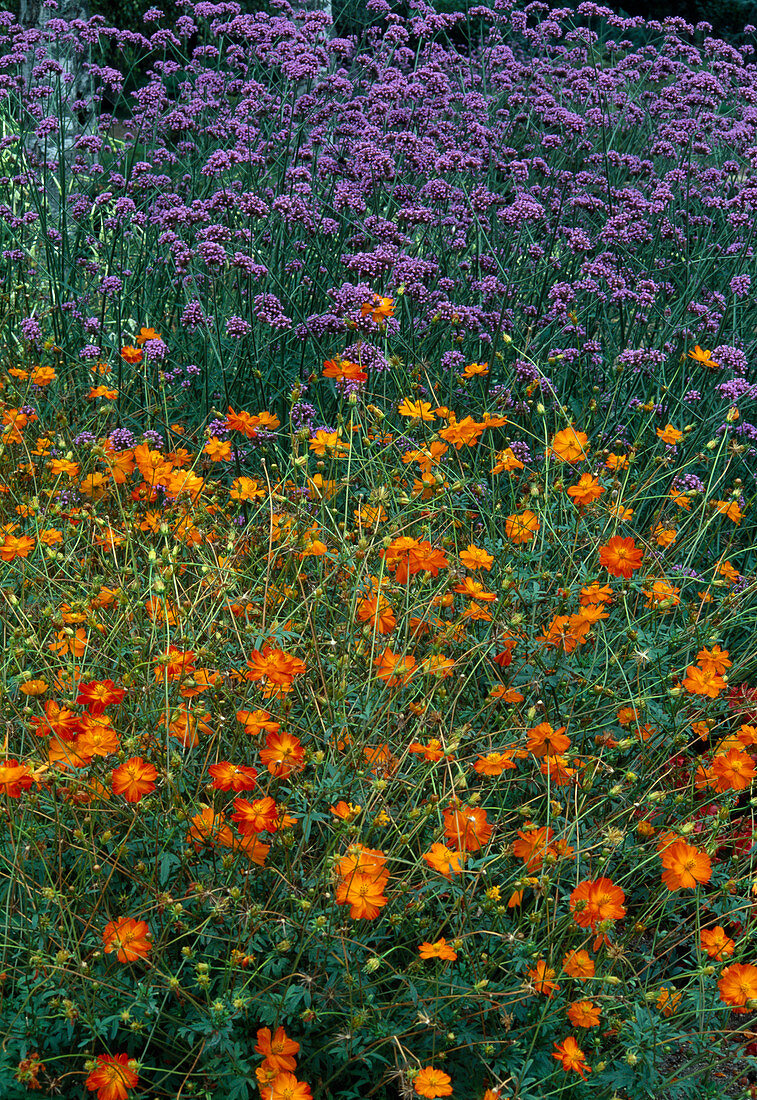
[0,0,756,1097]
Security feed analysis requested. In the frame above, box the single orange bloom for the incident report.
[697,646,731,676]
[700,926,735,960]
[562,949,595,981]
[418,938,457,961]
[374,647,418,686]
[552,1036,590,1079]
[207,762,258,792]
[102,918,152,963]
[526,722,570,757]
[0,534,35,561]
[473,751,516,776]
[443,804,493,852]
[711,748,755,792]
[460,544,495,571]
[656,986,682,1017]
[136,326,161,345]
[0,759,34,797]
[329,800,361,821]
[513,824,554,870]
[551,427,589,463]
[259,731,304,778]
[336,845,387,879]
[660,839,711,891]
[598,535,643,578]
[422,843,467,878]
[231,795,278,834]
[567,473,604,507]
[718,963,757,1012]
[567,1000,601,1028]
[267,1072,312,1100]
[656,424,683,445]
[255,1027,300,1073]
[504,509,539,544]
[527,959,559,997]
[570,878,626,931]
[413,1067,453,1098]
[85,1054,139,1100]
[111,757,157,803]
[688,345,719,368]
[335,870,389,919]
[579,583,614,605]
[681,665,726,698]
[120,345,142,363]
[438,414,486,450]
[360,295,394,323]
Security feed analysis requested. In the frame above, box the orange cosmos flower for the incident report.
[374,647,418,686]
[660,839,711,891]
[688,345,719,368]
[551,427,589,463]
[642,579,680,609]
[504,509,539,544]
[579,583,614,605]
[562,949,595,981]
[259,731,304,778]
[236,709,280,737]
[208,762,258,792]
[360,295,394,323]
[711,748,755,792]
[681,665,727,698]
[713,499,743,525]
[656,424,683,445]
[697,646,731,676]
[422,843,467,878]
[19,678,47,696]
[329,800,361,821]
[490,446,524,474]
[567,1000,601,1028]
[527,959,559,997]
[418,938,457,961]
[460,544,495,571]
[656,987,682,1017]
[443,805,493,852]
[323,357,367,383]
[413,1067,453,1098]
[700,926,735,960]
[605,452,629,471]
[570,878,626,931]
[552,1036,590,1079]
[473,751,516,776]
[246,647,306,692]
[598,535,643,578]
[231,795,278,834]
[0,759,34,797]
[76,680,125,714]
[718,963,757,1012]
[438,414,486,450]
[513,824,554,870]
[255,1026,300,1073]
[85,1054,139,1100]
[136,326,161,345]
[335,870,389,919]
[102,918,152,963]
[110,757,157,803]
[0,534,35,561]
[567,473,604,507]
[120,345,142,363]
[336,844,387,878]
[526,722,570,757]
[397,397,436,421]
[267,1072,312,1100]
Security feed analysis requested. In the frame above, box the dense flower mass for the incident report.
[0,0,756,1096]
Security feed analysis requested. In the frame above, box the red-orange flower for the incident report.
[413,1066,453,1098]
[335,870,389,919]
[700,926,735,960]
[718,963,757,1011]
[443,804,493,852]
[231,795,279,834]
[598,535,643,578]
[551,427,589,463]
[85,1054,139,1100]
[208,762,259,791]
[552,1036,591,1079]
[255,1026,300,1073]
[0,759,34,797]
[660,839,711,891]
[102,918,152,963]
[111,757,157,802]
[567,1000,601,1028]
[418,938,457,961]
[569,878,626,931]
[259,731,304,778]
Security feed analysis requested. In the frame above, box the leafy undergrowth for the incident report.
[1,0,757,1096]
[0,315,755,1100]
